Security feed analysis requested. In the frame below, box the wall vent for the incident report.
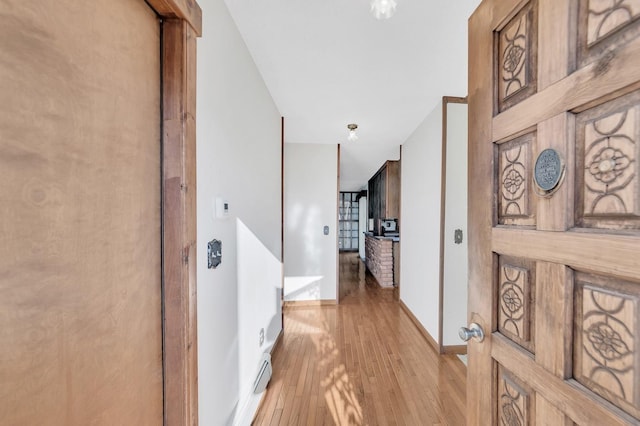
[253,353,272,394]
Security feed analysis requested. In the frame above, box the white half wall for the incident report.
[284,143,338,302]
[196,0,282,424]
[400,102,443,343]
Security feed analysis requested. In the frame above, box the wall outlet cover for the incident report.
[207,239,222,268]
[454,229,463,244]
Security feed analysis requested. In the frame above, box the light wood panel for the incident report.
[536,113,575,230]
[536,395,572,426]
[147,0,202,35]
[537,0,575,90]
[493,334,637,425]
[573,273,640,419]
[492,228,640,281]
[469,0,640,424]
[493,34,640,143]
[496,0,538,113]
[467,1,496,424]
[535,262,572,378]
[497,131,538,226]
[498,256,536,354]
[575,90,640,230]
[0,1,162,424]
[162,18,199,426]
[253,253,467,424]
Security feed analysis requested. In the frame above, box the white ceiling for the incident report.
[223,0,481,191]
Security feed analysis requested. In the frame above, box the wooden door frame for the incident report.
[281,116,285,327]
[144,1,201,424]
[468,2,497,423]
[437,96,468,355]
[336,144,341,304]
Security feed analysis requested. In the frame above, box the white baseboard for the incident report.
[234,330,284,426]
[234,392,263,426]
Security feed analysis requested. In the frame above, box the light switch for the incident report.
[323,225,329,235]
[215,197,229,219]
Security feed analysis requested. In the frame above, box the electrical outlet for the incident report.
[207,239,222,269]
[454,229,463,244]
[259,328,265,346]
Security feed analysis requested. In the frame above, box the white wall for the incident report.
[284,143,338,302]
[400,103,443,342]
[196,0,282,424]
[401,101,469,348]
[442,102,469,346]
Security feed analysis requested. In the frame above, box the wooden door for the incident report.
[468,0,640,424]
[0,1,163,424]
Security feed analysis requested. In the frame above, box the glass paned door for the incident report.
[339,192,360,251]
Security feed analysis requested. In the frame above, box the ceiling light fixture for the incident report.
[370,0,397,20]
[347,123,358,141]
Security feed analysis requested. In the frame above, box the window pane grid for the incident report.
[339,191,360,251]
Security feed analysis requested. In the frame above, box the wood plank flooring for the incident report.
[253,253,467,425]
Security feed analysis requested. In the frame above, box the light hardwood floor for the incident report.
[253,253,467,425]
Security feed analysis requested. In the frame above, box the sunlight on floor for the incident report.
[322,365,364,425]
[254,253,468,424]
[310,316,364,425]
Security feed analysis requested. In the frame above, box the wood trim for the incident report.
[538,0,576,90]
[442,345,468,355]
[398,145,402,293]
[438,99,447,353]
[399,300,439,354]
[146,0,202,36]
[492,228,640,280]
[283,300,337,308]
[535,262,572,378]
[281,117,285,329]
[443,96,468,104]
[490,0,531,30]
[467,1,496,424]
[493,334,637,425]
[537,113,575,231]
[493,35,640,142]
[162,18,198,426]
[438,96,468,354]
[336,144,341,304]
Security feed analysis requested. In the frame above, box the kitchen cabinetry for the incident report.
[367,160,400,235]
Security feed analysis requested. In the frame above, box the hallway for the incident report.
[253,253,467,425]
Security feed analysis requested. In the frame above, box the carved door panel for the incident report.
[468,0,640,424]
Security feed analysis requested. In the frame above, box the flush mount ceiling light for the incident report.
[347,123,358,141]
[370,0,397,20]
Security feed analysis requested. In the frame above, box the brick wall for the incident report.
[365,235,394,287]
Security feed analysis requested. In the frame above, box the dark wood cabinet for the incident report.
[367,160,400,235]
